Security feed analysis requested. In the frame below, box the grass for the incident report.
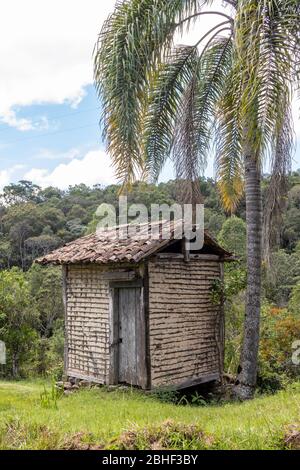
[0,379,299,449]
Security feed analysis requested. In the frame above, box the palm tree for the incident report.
[94,0,300,399]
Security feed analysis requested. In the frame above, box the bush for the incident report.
[0,268,39,378]
[224,300,300,392]
[258,304,300,391]
[0,266,64,379]
[44,320,64,379]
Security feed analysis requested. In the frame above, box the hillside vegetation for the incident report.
[1,176,300,389]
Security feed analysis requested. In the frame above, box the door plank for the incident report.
[118,287,139,384]
[136,287,147,389]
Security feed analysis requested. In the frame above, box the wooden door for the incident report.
[118,287,140,384]
[110,281,147,388]
[110,281,148,388]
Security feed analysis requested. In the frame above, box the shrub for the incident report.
[258,304,300,391]
[0,268,39,378]
[109,420,215,450]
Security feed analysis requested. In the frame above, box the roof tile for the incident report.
[36,220,231,265]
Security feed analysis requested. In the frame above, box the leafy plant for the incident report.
[0,268,39,378]
[151,387,180,404]
[210,263,247,305]
[39,381,63,410]
[190,392,208,407]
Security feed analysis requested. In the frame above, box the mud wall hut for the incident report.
[37,222,232,389]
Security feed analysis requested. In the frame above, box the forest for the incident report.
[1,175,300,391]
[1,0,300,453]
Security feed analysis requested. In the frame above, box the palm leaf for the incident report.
[234,0,299,156]
[174,36,233,185]
[94,0,212,185]
[215,61,244,213]
[263,103,294,264]
[142,45,199,181]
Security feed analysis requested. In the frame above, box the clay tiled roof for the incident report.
[36,220,232,265]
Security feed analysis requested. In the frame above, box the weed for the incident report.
[39,380,62,409]
[150,387,180,404]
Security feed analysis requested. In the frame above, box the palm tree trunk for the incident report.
[235,148,262,400]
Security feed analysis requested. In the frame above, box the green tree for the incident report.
[28,265,63,338]
[95,0,300,399]
[205,210,226,238]
[0,269,38,377]
[218,216,246,259]
[264,250,300,306]
[1,181,41,205]
[288,282,300,316]
[282,187,300,251]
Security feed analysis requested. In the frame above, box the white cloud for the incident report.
[0,110,51,132]
[0,171,10,191]
[24,149,116,188]
[0,0,115,129]
[1,110,35,131]
[0,165,26,191]
[32,147,81,161]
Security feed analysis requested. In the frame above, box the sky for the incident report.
[0,0,299,191]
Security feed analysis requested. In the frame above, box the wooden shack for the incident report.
[37,221,232,390]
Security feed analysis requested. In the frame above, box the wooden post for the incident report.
[182,238,190,262]
[143,262,151,389]
[136,285,148,389]
[108,287,119,385]
[219,261,225,379]
[62,265,68,379]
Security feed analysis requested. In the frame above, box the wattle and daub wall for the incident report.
[64,257,223,388]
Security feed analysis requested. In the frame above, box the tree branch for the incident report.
[193,21,232,50]
[175,11,233,29]
[223,0,237,8]
[198,28,232,62]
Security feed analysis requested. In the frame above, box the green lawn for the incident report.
[0,380,299,450]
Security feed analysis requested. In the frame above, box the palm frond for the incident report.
[94,0,212,186]
[235,0,299,157]
[215,59,244,213]
[214,0,299,215]
[263,103,294,264]
[142,45,199,181]
[174,36,233,185]
[218,0,299,233]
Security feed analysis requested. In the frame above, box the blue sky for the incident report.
[0,86,115,189]
[0,0,299,191]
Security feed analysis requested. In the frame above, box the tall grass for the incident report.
[0,380,299,449]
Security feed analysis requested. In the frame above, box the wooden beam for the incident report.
[67,370,105,384]
[189,254,220,261]
[62,265,68,378]
[109,279,143,289]
[102,271,137,281]
[170,373,220,391]
[156,253,184,259]
[156,253,223,261]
